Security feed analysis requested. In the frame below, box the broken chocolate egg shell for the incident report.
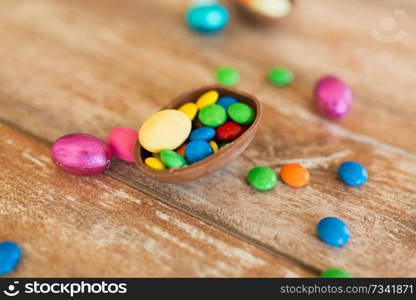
[135,85,263,183]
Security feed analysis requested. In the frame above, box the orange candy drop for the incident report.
[175,144,187,157]
[280,163,310,187]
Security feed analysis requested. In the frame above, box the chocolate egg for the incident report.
[51,133,112,176]
[135,85,263,183]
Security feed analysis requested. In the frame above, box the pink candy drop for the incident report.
[314,76,353,119]
[107,127,138,163]
[51,133,112,176]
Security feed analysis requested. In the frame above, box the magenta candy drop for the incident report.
[314,76,353,119]
[107,127,138,163]
[51,133,112,176]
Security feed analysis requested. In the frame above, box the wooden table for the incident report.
[0,0,415,277]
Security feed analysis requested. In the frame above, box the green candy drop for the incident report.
[215,66,240,86]
[228,103,255,125]
[268,67,294,87]
[160,150,187,169]
[247,167,277,191]
[198,104,227,127]
[320,268,352,278]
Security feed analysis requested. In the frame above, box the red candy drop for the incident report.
[216,121,244,142]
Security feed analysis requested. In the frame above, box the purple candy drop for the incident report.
[51,133,112,176]
[315,76,353,119]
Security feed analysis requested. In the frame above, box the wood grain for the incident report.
[0,123,311,277]
[0,0,415,277]
[0,0,414,150]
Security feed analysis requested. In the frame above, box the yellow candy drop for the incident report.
[196,90,219,109]
[251,0,292,18]
[145,157,166,170]
[178,102,198,120]
[139,109,192,153]
[209,140,219,153]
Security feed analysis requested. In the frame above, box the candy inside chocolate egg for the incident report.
[135,85,263,183]
[237,0,295,23]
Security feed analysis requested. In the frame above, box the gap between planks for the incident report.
[0,116,321,276]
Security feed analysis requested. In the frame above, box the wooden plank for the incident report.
[0,0,415,277]
[0,124,312,277]
[0,0,414,151]
[111,115,416,277]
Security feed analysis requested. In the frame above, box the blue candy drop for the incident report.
[217,97,238,110]
[317,217,350,247]
[0,241,22,275]
[186,3,229,34]
[185,140,213,164]
[338,161,368,186]
[189,127,216,141]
